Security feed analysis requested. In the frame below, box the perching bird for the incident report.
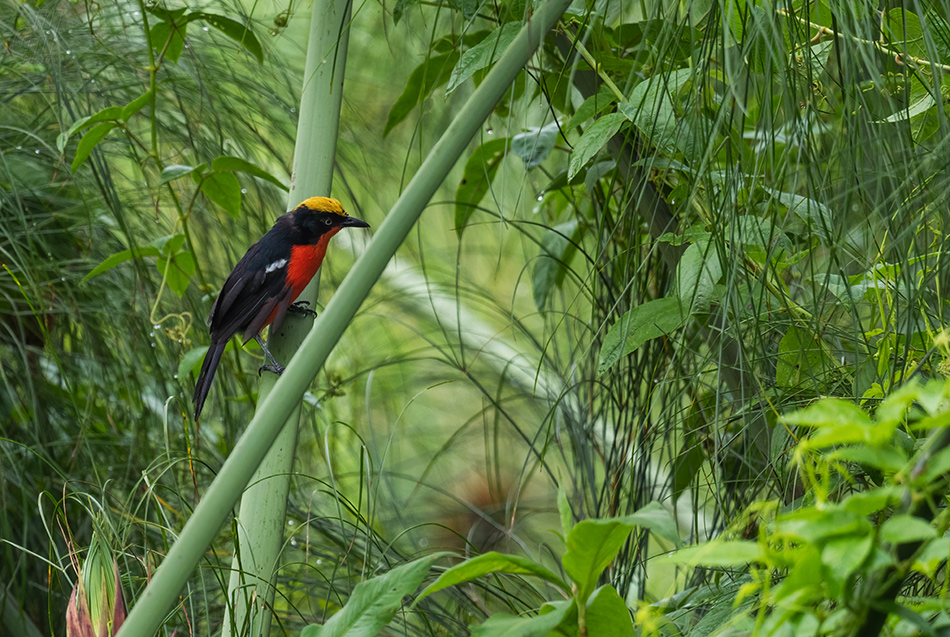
[192,197,369,420]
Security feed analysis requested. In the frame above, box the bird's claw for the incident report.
[259,363,286,376]
[288,301,318,319]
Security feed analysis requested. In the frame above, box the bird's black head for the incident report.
[290,197,370,238]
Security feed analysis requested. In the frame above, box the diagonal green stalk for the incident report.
[116,2,572,634]
[221,0,352,634]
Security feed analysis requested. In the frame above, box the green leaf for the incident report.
[557,485,572,539]
[599,297,686,374]
[71,122,117,173]
[417,552,565,604]
[586,586,635,637]
[66,106,123,138]
[880,515,937,544]
[618,501,680,547]
[563,519,635,601]
[122,90,153,121]
[447,22,522,94]
[187,12,264,64]
[675,240,722,311]
[619,68,693,154]
[198,171,242,218]
[776,508,871,544]
[510,121,559,169]
[775,325,832,389]
[469,600,574,637]
[82,246,162,282]
[150,18,187,64]
[568,112,627,181]
[179,346,208,380]
[532,220,580,309]
[303,555,438,637]
[156,251,195,298]
[455,137,508,231]
[159,165,198,185]
[392,0,421,24]
[566,85,618,130]
[666,541,764,567]
[385,51,460,136]
[211,155,286,190]
[784,398,872,428]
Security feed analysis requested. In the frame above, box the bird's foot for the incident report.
[288,301,318,319]
[259,363,286,376]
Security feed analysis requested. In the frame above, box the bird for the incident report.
[192,196,369,420]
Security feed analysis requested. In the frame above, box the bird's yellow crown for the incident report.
[297,196,346,215]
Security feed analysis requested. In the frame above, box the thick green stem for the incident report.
[116,3,572,634]
[221,0,351,634]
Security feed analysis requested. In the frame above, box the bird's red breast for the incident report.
[287,226,342,302]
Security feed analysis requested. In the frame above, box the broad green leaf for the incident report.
[179,346,208,380]
[510,121,559,168]
[447,22,521,94]
[156,251,195,298]
[882,9,927,59]
[783,397,871,428]
[187,12,264,64]
[618,501,680,547]
[619,68,693,154]
[566,85,618,130]
[302,555,438,637]
[469,600,573,637]
[820,535,873,597]
[567,112,627,181]
[675,240,722,311]
[842,486,903,516]
[82,246,162,282]
[563,519,634,601]
[776,508,871,544]
[775,326,832,389]
[211,155,286,190]
[159,164,197,185]
[455,137,508,231]
[831,445,907,472]
[532,220,580,309]
[71,122,117,173]
[66,106,123,138]
[762,186,833,242]
[198,171,242,218]
[914,537,950,578]
[417,552,565,604]
[385,51,460,136]
[880,515,937,544]
[599,297,686,374]
[667,541,764,567]
[122,90,153,121]
[586,586,634,637]
[150,19,187,64]
[150,233,187,255]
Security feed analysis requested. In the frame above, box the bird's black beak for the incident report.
[341,215,370,228]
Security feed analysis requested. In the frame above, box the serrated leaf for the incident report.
[179,346,208,380]
[82,246,162,282]
[188,12,264,63]
[159,165,197,185]
[447,22,521,94]
[568,113,627,180]
[211,155,286,190]
[417,552,565,604]
[303,555,439,637]
[121,90,153,121]
[385,51,460,136]
[599,297,686,374]
[71,122,117,173]
[455,137,508,231]
[199,171,242,217]
[510,121,559,168]
[532,220,580,309]
[563,520,635,600]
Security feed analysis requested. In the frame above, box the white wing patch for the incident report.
[265,258,288,273]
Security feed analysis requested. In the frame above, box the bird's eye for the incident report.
[323,218,332,225]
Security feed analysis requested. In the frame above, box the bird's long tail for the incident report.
[193,340,226,420]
